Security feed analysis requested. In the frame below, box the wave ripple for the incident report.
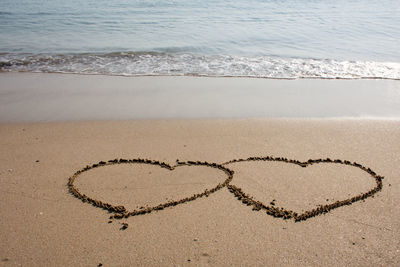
[1,52,399,80]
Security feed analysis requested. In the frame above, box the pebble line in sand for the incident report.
[222,156,384,222]
[67,157,383,223]
[67,158,234,220]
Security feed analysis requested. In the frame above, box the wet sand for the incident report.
[0,73,400,266]
[1,73,400,121]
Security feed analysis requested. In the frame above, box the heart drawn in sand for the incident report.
[68,159,234,219]
[68,156,383,223]
[222,156,383,221]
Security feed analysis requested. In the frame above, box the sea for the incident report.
[1,0,399,79]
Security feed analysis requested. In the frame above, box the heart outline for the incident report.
[67,156,383,222]
[222,156,383,221]
[68,158,234,219]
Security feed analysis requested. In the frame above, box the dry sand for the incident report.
[1,73,399,266]
[1,119,399,266]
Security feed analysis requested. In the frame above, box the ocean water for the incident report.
[1,0,399,79]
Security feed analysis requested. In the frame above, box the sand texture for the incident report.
[1,119,399,266]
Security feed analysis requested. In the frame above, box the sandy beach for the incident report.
[1,73,400,266]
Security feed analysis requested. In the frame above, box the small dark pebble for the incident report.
[120,223,128,230]
[35,160,40,162]
[98,264,103,267]
[187,259,191,262]
[108,220,112,224]
[2,258,9,262]
[352,242,355,245]
[389,184,391,186]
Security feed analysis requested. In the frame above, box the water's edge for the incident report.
[1,72,400,122]
[1,52,400,80]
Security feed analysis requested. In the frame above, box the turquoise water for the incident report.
[1,0,399,79]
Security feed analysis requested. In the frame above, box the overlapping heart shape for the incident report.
[222,156,383,221]
[68,159,234,220]
[67,156,383,222]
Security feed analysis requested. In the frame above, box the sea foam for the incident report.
[1,53,399,80]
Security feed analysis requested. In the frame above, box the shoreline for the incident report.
[1,72,400,122]
[3,70,400,80]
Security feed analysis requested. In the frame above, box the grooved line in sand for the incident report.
[67,157,383,223]
[222,157,383,222]
[68,159,234,220]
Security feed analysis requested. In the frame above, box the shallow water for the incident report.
[1,0,399,79]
